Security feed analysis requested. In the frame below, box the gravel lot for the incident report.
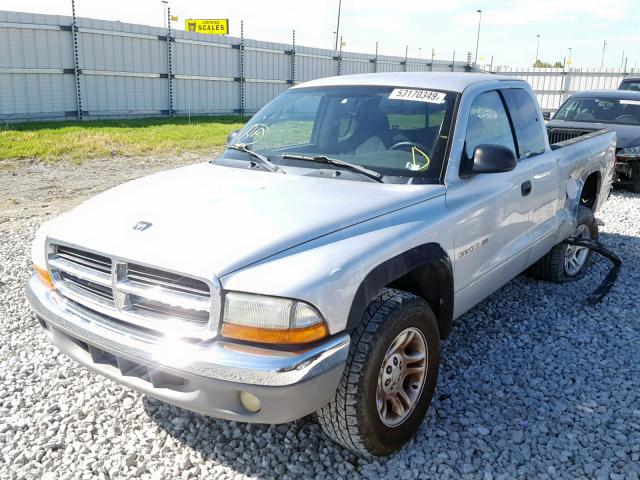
[1,158,639,479]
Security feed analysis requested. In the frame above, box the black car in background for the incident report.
[619,77,640,91]
[547,90,640,193]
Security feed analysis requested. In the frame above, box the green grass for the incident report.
[0,116,248,161]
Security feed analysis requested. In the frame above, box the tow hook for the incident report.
[564,237,621,305]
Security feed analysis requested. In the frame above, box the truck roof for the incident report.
[293,72,524,93]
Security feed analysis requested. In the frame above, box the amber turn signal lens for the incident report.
[34,265,54,289]
[221,322,329,345]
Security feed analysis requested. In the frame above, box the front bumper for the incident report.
[26,275,349,424]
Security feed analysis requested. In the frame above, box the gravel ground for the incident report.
[1,158,639,479]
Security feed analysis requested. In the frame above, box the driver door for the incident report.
[446,89,534,317]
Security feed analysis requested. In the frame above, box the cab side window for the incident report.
[503,88,546,158]
[464,91,516,159]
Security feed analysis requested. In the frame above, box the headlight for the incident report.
[31,223,54,289]
[221,292,328,345]
[617,146,640,158]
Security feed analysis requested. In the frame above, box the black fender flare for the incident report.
[345,243,454,339]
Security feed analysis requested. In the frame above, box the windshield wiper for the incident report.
[227,144,286,174]
[281,154,384,183]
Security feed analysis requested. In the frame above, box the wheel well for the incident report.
[580,172,600,211]
[345,244,454,339]
[387,262,453,339]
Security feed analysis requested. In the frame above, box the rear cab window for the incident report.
[502,88,546,158]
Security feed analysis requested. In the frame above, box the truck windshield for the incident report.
[223,86,457,182]
[620,80,640,91]
[555,96,640,125]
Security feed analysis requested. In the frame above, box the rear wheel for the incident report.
[316,288,440,456]
[528,205,598,283]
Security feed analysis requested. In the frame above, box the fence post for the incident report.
[239,20,245,116]
[71,0,82,120]
[562,68,572,105]
[166,8,174,117]
[372,41,379,73]
[290,29,296,86]
[336,36,343,75]
[403,45,408,72]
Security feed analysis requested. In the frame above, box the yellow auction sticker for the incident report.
[184,19,229,35]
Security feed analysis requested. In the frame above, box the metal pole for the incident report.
[71,0,82,120]
[404,45,408,72]
[166,7,173,117]
[337,36,343,75]
[490,55,494,72]
[601,40,607,68]
[535,34,540,64]
[621,50,625,69]
[374,41,379,73]
[162,1,168,29]
[474,9,482,65]
[291,29,296,86]
[334,0,342,51]
[451,50,455,72]
[240,20,245,116]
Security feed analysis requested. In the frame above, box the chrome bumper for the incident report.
[27,275,349,423]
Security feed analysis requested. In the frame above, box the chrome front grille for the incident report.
[48,243,217,339]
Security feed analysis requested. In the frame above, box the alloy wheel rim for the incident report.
[564,223,591,276]
[376,327,427,427]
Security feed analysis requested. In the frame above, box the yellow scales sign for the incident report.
[185,19,229,35]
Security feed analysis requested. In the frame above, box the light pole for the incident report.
[601,40,607,68]
[161,0,168,28]
[334,0,342,51]
[474,9,482,65]
[535,34,540,64]
[418,47,422,59]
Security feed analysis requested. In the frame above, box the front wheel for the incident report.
[316,288,440,456]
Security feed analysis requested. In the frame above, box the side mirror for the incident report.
[460,144,517,178]
[227,129,240,145]
[542,111,551,121]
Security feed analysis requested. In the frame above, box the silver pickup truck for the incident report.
[27,73,615,456]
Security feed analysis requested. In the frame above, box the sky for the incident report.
[3,0,639,69]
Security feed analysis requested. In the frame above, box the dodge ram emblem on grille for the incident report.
[133,221,152,231]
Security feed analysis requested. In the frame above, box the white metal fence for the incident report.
[492,66,639,111]
[0,10,470,122]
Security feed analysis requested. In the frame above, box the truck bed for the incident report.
[547,126,605,149]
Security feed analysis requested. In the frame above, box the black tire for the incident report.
[627,160,640,194]
[316,288,440,456]
[528,205,598,283]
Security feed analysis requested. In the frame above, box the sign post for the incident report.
[185,19,229,35]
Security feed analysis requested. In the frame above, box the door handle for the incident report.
[521,180,532,196]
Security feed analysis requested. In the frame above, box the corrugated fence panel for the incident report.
[81,75,168,116]
[0,73,76,119]
[173,79,239,115]
[245,82,288,113]
[0,9,479,121]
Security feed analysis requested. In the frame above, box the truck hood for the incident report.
[46,163,445,277]
[548,119,640,149]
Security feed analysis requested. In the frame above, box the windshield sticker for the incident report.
[388,88,446,104]
[620,99,640,106]
[237,123,268,145]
